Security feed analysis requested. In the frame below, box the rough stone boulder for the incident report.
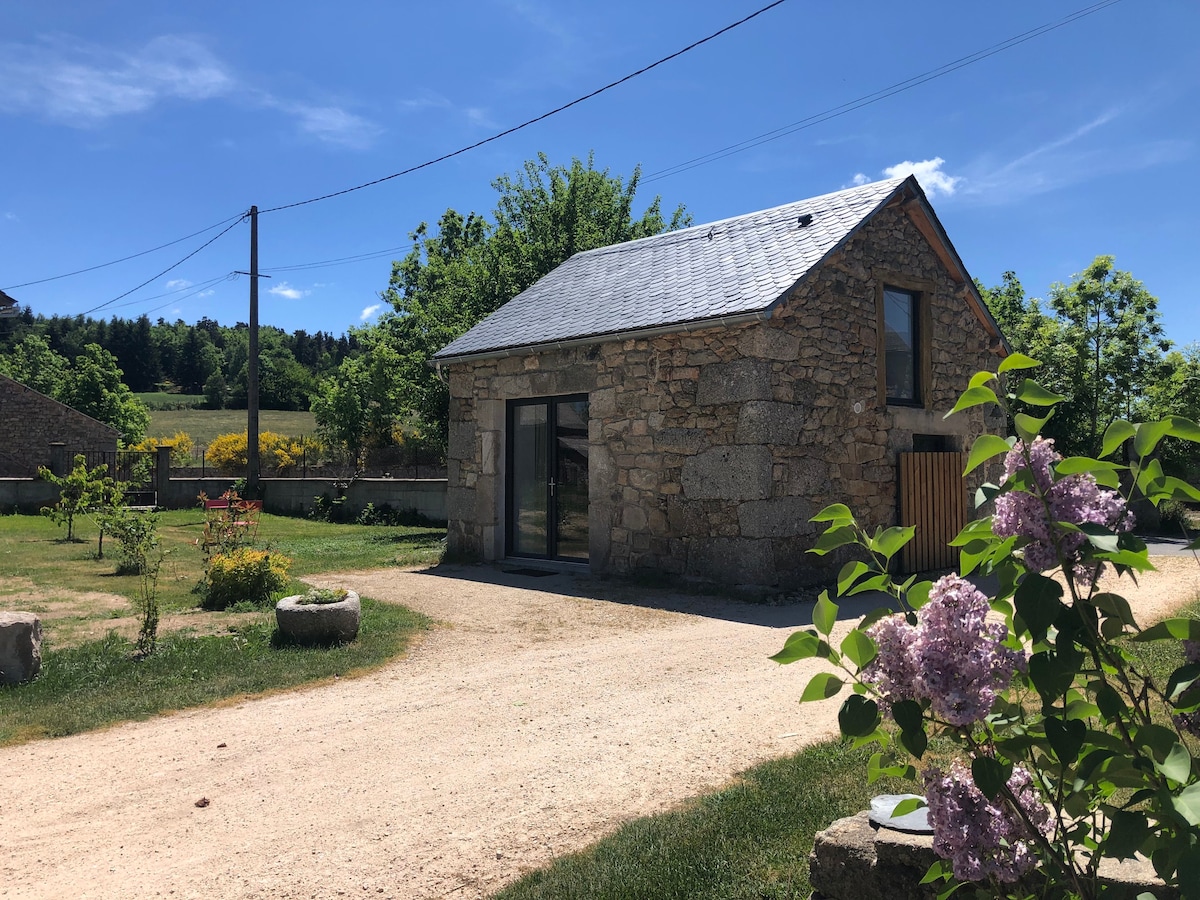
[0,612,43,685]
[275,591,361,645]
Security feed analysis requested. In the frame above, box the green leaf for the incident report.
[1155,742,1193,784]
[841,630,877,668]
[1105,811,1149,860]
[905,580,933,609]
[813,591,838,637]
[1056,455,1125,477]
[1015,410,1053,444]
[946,384,999,417]
[1134,723,1179,761]
[964,434,1013,475]
[812,503,854,524]
[1095,683,1127,721]
[1091,592,1139,628]
[890,797,926,818]
[770,629,823,664]
[1014,574,1065,643]
[1013,378,1066,406]
[810,525,858,556]
[868,525,916,562]
[846,573,892,597]
[997,353,1041,374]
[967,370,998,389]
[1172,782,1200,827]
[800,672,844,703]
[838,694,880,737]
[837,560,870,596]
[1077,522,1120,552]
[920,858,951,885]
[1133,619,1200,643]
[1101,420,1136,459]
[898,723,928,759]
[1029,651,1075,702]
[1134,420,1173,459]
[972,756,1013,801]
[1045,715,1086,764]
[1166,415,1200,444]
[1166,663,1200,707]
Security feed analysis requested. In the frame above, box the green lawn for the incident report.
[146,408,318,446]
[0,511,444,745]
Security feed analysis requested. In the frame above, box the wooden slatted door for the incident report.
[899,451,968,573]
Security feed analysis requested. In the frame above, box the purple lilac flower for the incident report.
[862,614,920,711]
[861,575,1024,727]
[993,437,1134,585]
[914,575,1025,727]
[923,761,1051,884]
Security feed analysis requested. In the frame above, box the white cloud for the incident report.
[197,289,215,298]
[360,303,382,321]
[398,90,453,114]
[268,281,308,300]
[851,173,870,186]
[0,35,232,123]
[880,158,962,198]
[166,278,192,290]
[0,34,379,148]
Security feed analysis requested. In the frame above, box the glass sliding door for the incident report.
[507,396,589,561]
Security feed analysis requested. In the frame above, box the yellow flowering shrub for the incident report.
[129,431,195,466]
[205,431,310,472]
[203,547,292,610]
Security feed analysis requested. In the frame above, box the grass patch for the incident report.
[494,740,906,900]
[0,598,430,746]
[0,511,444,744]
[135,391,205,411]
[146,408,317,446]
[0,511,444,644]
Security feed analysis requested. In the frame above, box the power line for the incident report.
[2,212,246,291]
[100,272,239,313]
[643,0,1123,183]
[80,215,247,317]
[261,246,410,274]
[258,0,791,214]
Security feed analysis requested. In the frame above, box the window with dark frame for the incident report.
[883,286,920,404]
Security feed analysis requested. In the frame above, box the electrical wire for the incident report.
[643,0,1123,183]
[261,246,410,274]
[2,211,246,291]
[100,272,239,313]
[257,0,790,214]
[79,214,247,317]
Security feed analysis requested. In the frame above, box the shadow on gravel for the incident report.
[412,561,902,629]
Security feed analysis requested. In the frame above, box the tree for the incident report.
[310,332,405,467]
[0,333,71,398]
[978,258,1170,458]
[65,344,151,441]
[378,153,690,450]
[1047,256,1170,457]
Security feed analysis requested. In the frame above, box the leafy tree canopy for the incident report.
[357,152,690,451]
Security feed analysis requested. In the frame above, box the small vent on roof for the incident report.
[797,214,814,228]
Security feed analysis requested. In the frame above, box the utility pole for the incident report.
[246,205,261,499]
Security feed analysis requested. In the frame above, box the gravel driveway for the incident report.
[2,558,1196,900]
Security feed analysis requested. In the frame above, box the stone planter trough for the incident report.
[275,590,361,644]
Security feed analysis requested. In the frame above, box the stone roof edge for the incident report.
[431,309,770,367]
[0,373,123,437]
[896,178,1010,354]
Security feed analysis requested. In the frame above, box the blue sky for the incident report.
[1,1,1197,347]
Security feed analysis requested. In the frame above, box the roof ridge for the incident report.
[572,175,906,260]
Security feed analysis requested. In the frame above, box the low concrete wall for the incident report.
[0,479,58,513]
[0,477,448,523]
[164,477,447,522]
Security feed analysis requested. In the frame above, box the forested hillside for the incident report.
[0,311,358,410]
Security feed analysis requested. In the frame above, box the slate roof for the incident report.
[435,176,911,361]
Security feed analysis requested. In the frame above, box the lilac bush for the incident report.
[864,574,1023,726]
[923,761,1050,883]
[772,355,1200,900]
[993,436,1134,584]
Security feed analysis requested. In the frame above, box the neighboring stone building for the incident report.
[432,176,1007,586]
[0,375,120,477]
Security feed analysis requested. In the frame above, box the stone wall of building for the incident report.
[445,204,1004,586]
[0,377,119,477]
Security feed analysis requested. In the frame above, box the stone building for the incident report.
[0,375,120,477]
[432,176,1007,586]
